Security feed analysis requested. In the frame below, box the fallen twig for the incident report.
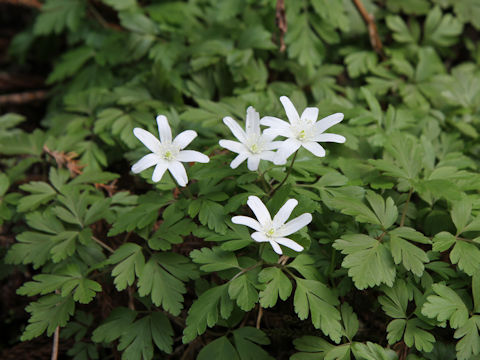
[352,0,384,57]
[0,0,42,8]
[0,90,48,104]
[275,0,287,52]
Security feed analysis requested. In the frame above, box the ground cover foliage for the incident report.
[2,0,480,359]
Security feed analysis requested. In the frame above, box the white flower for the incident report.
[131,115,209,186]
[232,195,312,255]
[260,96,346,164]
[219,106,282,171]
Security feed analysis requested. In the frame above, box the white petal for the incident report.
[251,232,270,243]
[269,240,283,255]
[133,128,161,153]
[274,138,301,165]
[301,107,319,122]
[312,133,346,143]
[156,115,172,144]
[219,139,246,154]
[131,153,160,173]
[168,161,188,187]
[263,140,283,150]
[177,150,209,163]
[173,130,197,149]
[258,151,275,162]
[230,154,248,169]
[223,117,247,143]
[245,106,260,137]
[247,155,260,171]
[302,141,326,157]
[280,96,300,125]
[314,113,344,134]
[275,238,304,252]
[232,216,262,231]
[152,162,169,182]
[277,213,312,237]
[247,196,271,226]
[261,116,292,138]
[273,199,298,227]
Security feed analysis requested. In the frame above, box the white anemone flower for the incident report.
[232,195,312,255]
[260,96,346,165]
[131,115,209,186]
[219,106,282,171]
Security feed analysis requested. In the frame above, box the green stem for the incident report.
[270,150,298,196]
[230,261,263,282]
[400,188,413,227]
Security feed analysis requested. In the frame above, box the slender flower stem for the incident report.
[400,188,413,227]
[92,236,114,254]
[270,150,298,196]
[230,261,263,282]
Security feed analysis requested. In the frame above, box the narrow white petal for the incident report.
[230,154,248,169]
[302,141,326,157]
[247,156,261,171]
[247,196,272,226]
[261,117,292,138]
[312,133,346,143]
[219,139,246,154]
[258,151,275,162]
[177,150,209,163]
[273,199,298,227]
[269,240,283,255]
[173,130,197,149]
[131,153,161,173]
[280,96,300,125]
[245,106,260,137]
[152,162,169,182]
[275,237,304,252]
[232,216,262,231]
[301,107,319,122]
[314,113,344,134]
[263,140,283,150]
[223,117,247,143]
[168,161,188,187]
[274,138,301,165]
[133,128,161,153]
[277,213,312,237]
[156,115,172,144]
[251,232,270,243]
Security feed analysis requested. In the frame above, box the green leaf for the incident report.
[333,234,396,289]
[197,336,239,360]
[454,315,480,360]
[386,15,417,43]
[47,46,95,83]
[101,0,137,11]
[341,303,359,341]
[404,318,435,352]
[423,6,463,47]
[197,200,228,234]
[379,280,412,319]
[294,278,342,343]
[34,0,86,35]
[345,51,378,78]
[109,243,145,291]
[390,233,429,276]
[148,210,196,251]
[365,191,398,229]
[137,254,187,315]
[351,342,397,360]
[232,327,272,360]
[452,200,472,234]
[6,231,55,269]
[433,232,480,276]
[258,267,292,308]
[386,319,406,344]
[190,247,240,272]
[92,307,137,343]
[286,13,323,69]
[18,182,56,212]
[291,336,335,359]
[183,284,233,343]
[228,274,259,311]
[21,294,75,340]
[422,283,469,329]
[328,197,380,226]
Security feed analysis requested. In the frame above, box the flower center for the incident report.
[245,136,263,154]
[266,228,275,237]
[157,144,179,161]
[298,130,306,140]
[293,121,314,141]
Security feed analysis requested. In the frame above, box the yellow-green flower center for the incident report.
[266,228,275,237]
[164,150,173,160]
[298,130,306,140]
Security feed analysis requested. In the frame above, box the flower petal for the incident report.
[247,196,271,226]
[219,139,246,154]
[173,130,197,149]
[301,107,319,122]
[302,141,326,157]
[314,113,344,134]
[312,133,346,143]
[245,106,260,137]
[230,154,248,169]
[274,138,301,165]
[258,151,275,162]
[131,153,161,173]
[280,96,300,125]
[168,161,188,187]
[277,213,312,237]
[275,238,304,252]
[263,140,284,150]
[247,155,260,171]
[261,116,292,138]
[273,199,298,228]
[156,115,172,144]
[251,232,269,243]
[232,216,262,231]
[269,240,283,255]
[133,128,161,153]
[177,150,209,163]
[223,117,247,143]
[152,162,169,182]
